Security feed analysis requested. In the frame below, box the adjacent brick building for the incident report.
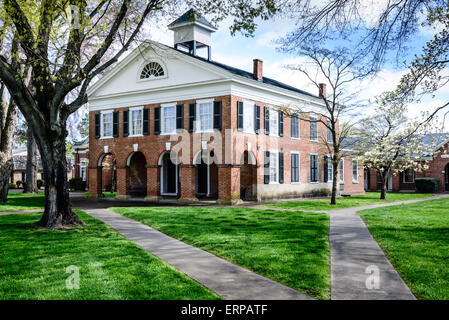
[86,9,365,203]
[364,133,449,193]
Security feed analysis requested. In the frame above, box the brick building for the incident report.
[86,9,364,203]
[364,133,449,193]
[73,137,90,184]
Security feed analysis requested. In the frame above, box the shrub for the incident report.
[16,180,23,188]
[415,178,440,193]
[37,179,44,189]
[68,178,86,191]
[9,183,17,189]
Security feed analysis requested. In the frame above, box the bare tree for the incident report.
[280,46,371,204]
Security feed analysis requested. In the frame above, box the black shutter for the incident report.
[279,111,284,137]
[213,101,222,130]
[143,108,150,135]
[176,104,184,130]
[154,107,161,135]
[264,151,270,184]
[123,110,129,137]
[279,152,284,184]
[237,101,243,130]
[264,107,270,135]
[112,111,119,137]
[255,105,260,134]
[94,113,100,138]
[188,103,196,132]
[324,156,328,182]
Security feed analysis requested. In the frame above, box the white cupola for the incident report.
[167,9,217,60]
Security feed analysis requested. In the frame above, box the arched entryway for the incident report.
[240,150,257,200]
[97,153,116,194]
[194,150,218,199]
[158,151,180,197]
[445,163,449,191]
[127,151,147,197]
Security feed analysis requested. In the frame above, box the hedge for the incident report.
[414,178,440,193]
[68,178,86,191]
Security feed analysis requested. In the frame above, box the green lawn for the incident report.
[0,211,219,300]
[111,206,330,299]
[0,193,45,212]
[84,192,116,198]
[262,192,434,211]
[359,197,449,300]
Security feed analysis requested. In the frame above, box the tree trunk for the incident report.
[379,170,388,200]
[34,136,83,229]
[23,127,38,193]
[0,156,13,202]
[330,158,338,205]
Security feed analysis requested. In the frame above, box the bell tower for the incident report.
[168,9,217,60]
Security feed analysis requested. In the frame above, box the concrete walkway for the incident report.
[83,207,313,300]
[262,194,449,300]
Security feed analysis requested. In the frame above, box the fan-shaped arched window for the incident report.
[140,62,165,79]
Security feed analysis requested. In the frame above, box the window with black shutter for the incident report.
[112,111,119,137]
[154,107,161,135]
[255,105,260,134]
[324,156,329,182]
[291,153,299,183]
[237,101,243,130]
[279,111,284,137]
[176,104,184,130]
[123,110,129,137]
[188,103,196,132]
[291,115,299,138]
[213,101,222,130]
[279,152,284,184]
[264,107,270,135]
[94,113,100,138]
[143,108,150,135]
[264,151,270,184]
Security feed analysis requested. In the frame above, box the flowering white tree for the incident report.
[357,96,445,200]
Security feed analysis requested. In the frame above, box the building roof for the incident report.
[12,154,73,171]
[73,137,89,149]
[167,9,217,31]
[170,44,318,99]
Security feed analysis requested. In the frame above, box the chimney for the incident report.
[253,59,263,81]
[319,83,326,98]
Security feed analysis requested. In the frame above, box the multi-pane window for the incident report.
[339,159,344,182]
[269,109,279,136]
[80,159,87,182]
[140,62,164,79]
[198,101,213,132]
[403,168,414,183]
[243,101,255,132]
[269,152,278,183]
[130,109,143,136]
[352,160,358,182]
[310,154,318,182]
[310,115,318,141]
[162,106,176,134]
[327,119,333,142]
[291,115,299,138]
[102,112,113,138]
[291,153,300,183]
[327,156,333,181]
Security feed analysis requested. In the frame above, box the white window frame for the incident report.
[129,106,143,137]
[100,110,113,139]
[242,100,255,134]
[269,149,279,184]
[310,152,319,183]
[339,158,344,183]
[326,155,333,182]
[195,99,214,133]
[291,115,300,140]
[80,159,87,182]
[291,151,300,184]
[310,115,318,141]
[402,168,415,183]
[269,108,279,137]
[352,159,358,183]
[160,103,177,135]
[327,119,333,143]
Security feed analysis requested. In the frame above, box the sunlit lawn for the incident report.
[0,210,219,300]
[84,192,116,198]
[262,192,434,211]
[0,193,45,212]
[359,197,449,300]
[111,206,330,299]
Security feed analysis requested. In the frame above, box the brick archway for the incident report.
[240,150,257,200]
[127,151,147,197]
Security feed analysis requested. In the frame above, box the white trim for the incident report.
[268,149,279,184]
[352,159,359,183]
[195,99,214,133]
[100,110,113,139]
[339,158,344,183]
[326,154,333,182]
[128,106,144,137]
[136,59,168,82]
[160,104,177,135]
[160,151,179,196]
